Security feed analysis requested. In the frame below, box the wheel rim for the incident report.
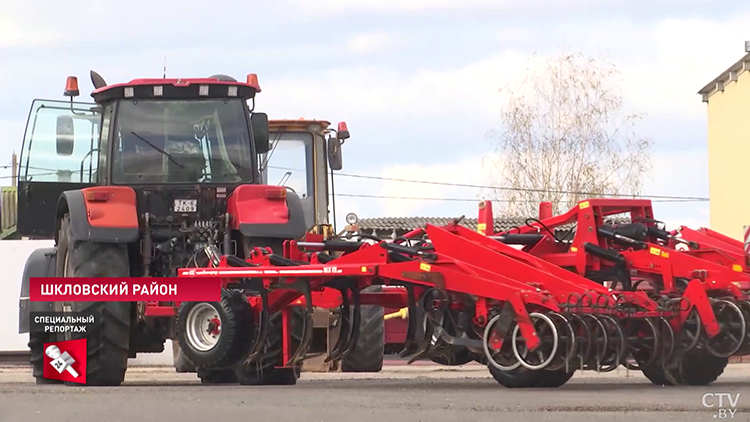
[185,303,223,352]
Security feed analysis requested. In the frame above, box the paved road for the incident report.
[3,364,750,422]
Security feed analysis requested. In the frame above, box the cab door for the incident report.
[17,99,104,238]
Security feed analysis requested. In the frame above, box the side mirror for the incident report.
[56,115,75,156]
[251,112,270,154]
[327,137,343,171]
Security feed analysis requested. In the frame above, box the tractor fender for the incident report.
[56,188,140,244]
[18,247,57,334]
[228,185,308,239]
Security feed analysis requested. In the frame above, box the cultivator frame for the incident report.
[172,198,750,387]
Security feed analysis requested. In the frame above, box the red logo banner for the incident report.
[43,338,87,384]
[29,277,222,302]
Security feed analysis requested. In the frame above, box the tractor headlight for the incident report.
[345,212,358,225]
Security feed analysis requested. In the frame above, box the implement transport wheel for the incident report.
[176,289,253,371]
[342,285,385,373]
[679,348,728,386]
[638,348,727,386]
[196,368,238,384]
[488,365,575,388]
[56,214,131,386]
[172,340,196,373]
[429,344,476,366]
[639,361,675,386]
[236,307,305,386]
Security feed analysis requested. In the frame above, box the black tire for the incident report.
[680,349,728,386]
[639,361,675,386]
[488,365,574,388]
[197,368,238,384]
[488,365,544,388]
[342,286,385,373]
[172,340,197,373]
[56,214,132,386]
[29,330,63,384]
[536,369,576,388]
[429,344,476,366]
[236,307,305,385]
[177,289,254,371]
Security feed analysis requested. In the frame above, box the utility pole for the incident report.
[11,151,17,187]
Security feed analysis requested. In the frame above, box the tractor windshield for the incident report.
[111,99,254,184]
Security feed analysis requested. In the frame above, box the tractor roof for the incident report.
[269,119,332,134]
[90,75,261,103]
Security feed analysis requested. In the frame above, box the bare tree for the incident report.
[483,48,652,216]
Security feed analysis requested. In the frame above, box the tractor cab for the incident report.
[262,118,350,238]
[17,71,270,240]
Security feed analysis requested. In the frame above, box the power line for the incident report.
[332,173,710,201]
[332,193,708,203]
[266,165,709,201]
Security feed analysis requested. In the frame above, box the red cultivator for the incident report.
[174,198,750,387]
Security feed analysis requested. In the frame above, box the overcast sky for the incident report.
[1,1,748,231]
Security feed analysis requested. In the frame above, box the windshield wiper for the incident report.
[130,131,186,170]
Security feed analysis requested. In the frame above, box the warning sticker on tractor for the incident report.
[420,263,431,272]
[649,247,669,258]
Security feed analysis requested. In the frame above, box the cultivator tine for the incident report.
[581,315,608,372]
[285,281,315,367]
[244,290,270,364]
[622,317,660,370]
[406,315,436,364]
[398,284,421,358]
[340,286,362,359]
[324,286,352,363]
[568,313,592,371]
[657,316,676,365]
[597,315,627,372]
[546,312,576,372]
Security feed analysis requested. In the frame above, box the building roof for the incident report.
[353,215,631,233]
[698,51,750,102]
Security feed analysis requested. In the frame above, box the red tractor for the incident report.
[16,71,349,386]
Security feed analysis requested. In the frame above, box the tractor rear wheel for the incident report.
[235,307,305,385]
[341,285,385,373]
[56,214,132,386]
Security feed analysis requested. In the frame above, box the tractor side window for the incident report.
[261,132,314,199]
[19,100,101,183]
